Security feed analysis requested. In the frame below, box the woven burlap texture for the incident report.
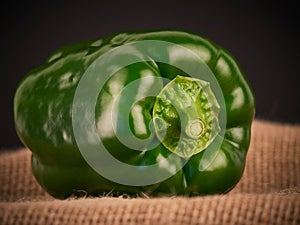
[1,120,299,225]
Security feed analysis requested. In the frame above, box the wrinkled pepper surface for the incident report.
[14,30,255,199]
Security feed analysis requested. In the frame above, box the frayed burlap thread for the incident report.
[0,120,299,225]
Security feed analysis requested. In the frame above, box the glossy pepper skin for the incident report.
[14,30,255,198]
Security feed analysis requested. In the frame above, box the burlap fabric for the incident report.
[0,120,299,225]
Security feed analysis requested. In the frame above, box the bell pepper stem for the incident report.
[185,118,205,139]
[153,75,220,158]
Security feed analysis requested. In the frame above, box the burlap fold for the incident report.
[1,120,299,225]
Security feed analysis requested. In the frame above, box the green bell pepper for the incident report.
[14,30,255,199]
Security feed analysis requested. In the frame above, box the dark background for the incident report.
[1,0,299,149]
